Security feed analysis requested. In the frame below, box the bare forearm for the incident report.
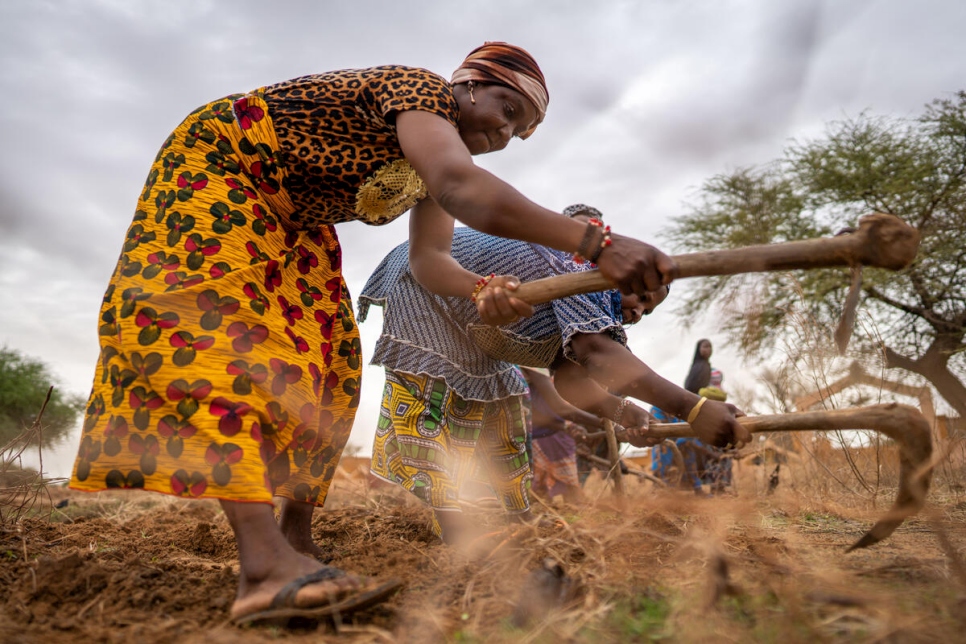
[410,250,481,299]
[408,197,483,299]
[552,360,625,422]
[396,111,587,253]
[397,110,677,300]
[433,169,587,253]
[570,334,701,421]
[520,366,605,429]
[561,407,606,430]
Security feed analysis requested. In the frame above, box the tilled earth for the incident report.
[2,465,965,643]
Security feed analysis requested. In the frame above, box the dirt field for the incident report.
[2,449,965,643]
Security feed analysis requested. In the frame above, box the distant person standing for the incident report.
[684,339,713,394]
[680,338,715,493]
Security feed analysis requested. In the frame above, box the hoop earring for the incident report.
[467,81,476,105]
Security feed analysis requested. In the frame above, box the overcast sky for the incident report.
[2,0,964,478]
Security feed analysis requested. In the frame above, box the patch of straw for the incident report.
[0,386,67,527]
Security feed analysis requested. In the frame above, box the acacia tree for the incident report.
[665,91,966,417]
[0,347,84,448]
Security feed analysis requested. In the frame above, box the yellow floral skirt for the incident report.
[370,370,531,535]
[70,94,361,505]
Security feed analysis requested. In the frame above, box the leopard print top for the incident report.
[262,65,460,228]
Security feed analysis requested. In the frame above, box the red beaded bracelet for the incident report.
[573,218,612,265]
[589,225,612,264]
[573,219,602,263]
[471,273,496,302]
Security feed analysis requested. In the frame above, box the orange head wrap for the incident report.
[451,42,549,139]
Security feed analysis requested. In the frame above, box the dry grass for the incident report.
[0,387,67,527]
[330,436,965,642]
[0,437,964,643]
[3,332,965,642]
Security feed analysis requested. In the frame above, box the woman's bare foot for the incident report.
[230,552,368,620]
[279,498,327,560]
[221,499,387,623]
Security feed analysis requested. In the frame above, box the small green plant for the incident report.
[798,510,849,532]
[452,629,483,643]
[604,588,672,641]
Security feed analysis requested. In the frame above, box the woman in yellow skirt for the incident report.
[70,43,685,625]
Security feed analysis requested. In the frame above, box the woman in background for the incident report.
[684,339,713,394]
[360,205,661,543]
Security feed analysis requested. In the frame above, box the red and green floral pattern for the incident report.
[71,94,360,506]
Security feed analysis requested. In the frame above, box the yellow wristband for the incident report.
[687,396,708,424]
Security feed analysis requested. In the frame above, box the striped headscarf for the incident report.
[451,42,549,139]
[562,203,604,221]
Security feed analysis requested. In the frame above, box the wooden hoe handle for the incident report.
[515,213,920,305]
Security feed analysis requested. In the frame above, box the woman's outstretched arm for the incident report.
[407,195,533,325]
[563,332,749,448]
[396,110,674,298]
